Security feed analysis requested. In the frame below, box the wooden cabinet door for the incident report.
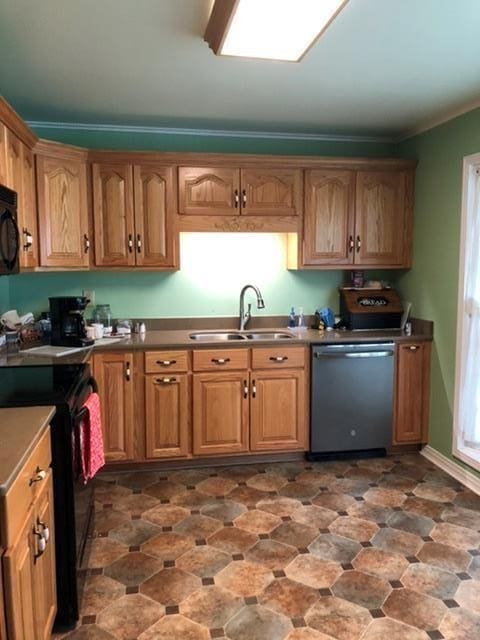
[31,473,56,640]
[394,342,431,444]
[4,129,22,194]
[240,168,302,216]
[145,374,190,458]
[303,170,355,266]
[250,370,306,451]
[36,154,89,267]
[92,163,135,266]
[20,146,38,268]
[178,167,240,215]
[3,508,36,640]
[355,171,406,266]
[133,165,177,267]
[193,372,249,455]
[0,548,6,640]
[93,352,135,461]
[0,124,7,187]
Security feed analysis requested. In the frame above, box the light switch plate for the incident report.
[83,289,95,307]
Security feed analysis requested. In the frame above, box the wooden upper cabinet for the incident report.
[145,374,190,459]
[92,163,135,266]
[355,170,407,266]
[193,372,249,455]
[0,124,8,188]
[394,342,431,445]
[178,167,240,215]
[20,146,39,268]
[93,351,135,461]
[4,129,22,194]
[303,169,355,266]
[240,168,302,216]
[133,165,177,267]
[36,149,89,267]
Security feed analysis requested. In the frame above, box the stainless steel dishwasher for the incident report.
[309,343,395,460]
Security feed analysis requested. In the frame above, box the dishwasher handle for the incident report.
[314,350,393,359]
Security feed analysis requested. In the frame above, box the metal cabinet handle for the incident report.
[38,520,50,542]
[348,235,354,253]
[243,380,248,399]
[23,228,33,251]
[128,234,133,253]
[356,235,361,252]
[269,356,288,362]
[155,377,177,384]
[29,468,47,486]
[252,380,257,398]
[84,234,90,253]
[234,189,239,208]
[125,362,131,381]
[211,357,230,365]
[137,234,142,253]
[156,360,177,367]
[409,345,419,351]
[242,189,247,206]
[34,528,47,558]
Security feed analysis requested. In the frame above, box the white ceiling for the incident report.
[1,0,480,137]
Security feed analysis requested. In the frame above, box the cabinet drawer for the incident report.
[252,347,306,370]
[1,428,51,547]
[145,350,189,373]
[193,349,249,372]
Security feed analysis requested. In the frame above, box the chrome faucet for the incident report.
[239,284,265,331]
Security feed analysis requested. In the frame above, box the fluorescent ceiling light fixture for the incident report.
[204,0,348,62]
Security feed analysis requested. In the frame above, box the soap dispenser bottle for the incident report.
[288,306,296,328]
[297,307,305,330]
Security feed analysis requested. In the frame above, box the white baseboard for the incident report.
[421,445,480,496]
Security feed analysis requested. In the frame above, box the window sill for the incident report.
[453,442,480,473]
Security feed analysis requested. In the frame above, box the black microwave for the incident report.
[0,185,20,275]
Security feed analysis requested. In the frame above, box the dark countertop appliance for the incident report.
[309,342,394,460]
[0,363,97,630]
[0,184,20,275]
[50,296,94,347]
[339,287,403,330]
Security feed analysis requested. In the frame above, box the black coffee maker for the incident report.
[49,297,94,347]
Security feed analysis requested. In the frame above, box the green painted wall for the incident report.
[397,106,480,475]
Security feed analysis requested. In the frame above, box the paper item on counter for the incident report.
[93,337,126,346]
[21,345,89,358]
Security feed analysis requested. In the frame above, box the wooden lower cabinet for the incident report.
[394,342,431,444]
[145,374,190,458]
[93,352,135,461]
[3,472,56,640]
[250,369,306,451]
[193,372,249,455]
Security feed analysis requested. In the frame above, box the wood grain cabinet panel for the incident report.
[92,163,135,266]
[240,168,302,216]
[0,549,6,640]
[36,154,89,267]
[145,374,190,459]
[0,124,7,186]
[193,372,249,455]
[178,167,240,215]
[133,165,177,267]
[93,352,135,461]
[394,342,431,444]
[20,146,39,268]
[355,170,406,266]
[303,169,355,266]
[3,508,36,640]
[250,370,306,451]
[31,474,56,640]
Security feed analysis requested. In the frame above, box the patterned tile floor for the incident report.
[57,454,480,640]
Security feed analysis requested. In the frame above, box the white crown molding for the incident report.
[421,444,480,496]
[397,96,480,142]
[25,120,394,145]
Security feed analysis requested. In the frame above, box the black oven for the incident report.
[0,363,97,629]
[0,184,20,275]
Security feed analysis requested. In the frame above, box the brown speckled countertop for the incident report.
[0,406,55,495]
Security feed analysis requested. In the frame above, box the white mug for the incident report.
[91,323,104,339]
[85,326,96,340]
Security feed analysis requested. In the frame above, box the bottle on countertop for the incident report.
[297,307,305,330]
[288,307,296,328]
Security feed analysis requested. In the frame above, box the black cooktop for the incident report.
[0,364,89,407]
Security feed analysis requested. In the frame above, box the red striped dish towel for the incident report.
[80,392,105,482]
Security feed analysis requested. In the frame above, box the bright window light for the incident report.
[219,0,347,62]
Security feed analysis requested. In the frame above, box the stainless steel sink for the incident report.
[245,332,295,340]
[189,332,246,341]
